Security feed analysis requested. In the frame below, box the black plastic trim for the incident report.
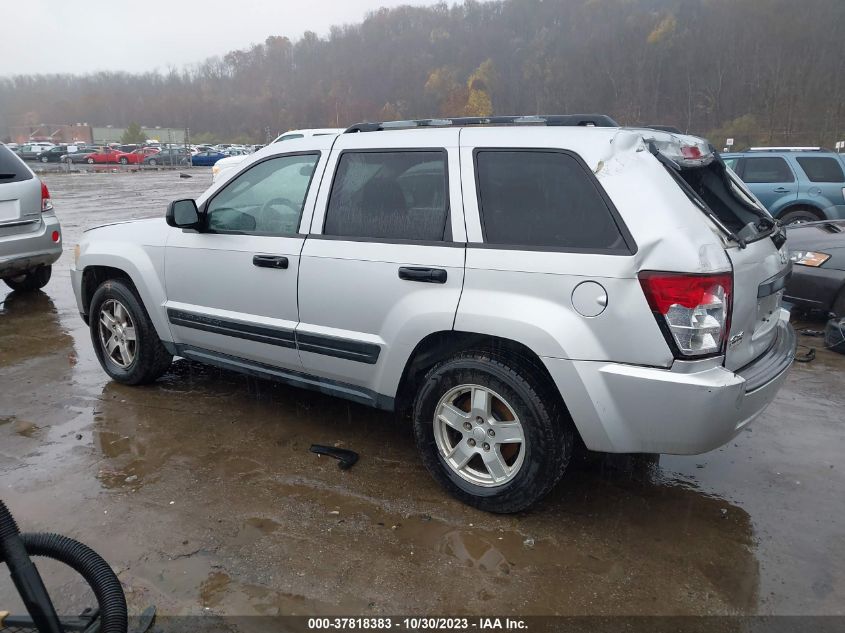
[174,344,394,410]
[296,332,381,365]
[470,147,638,255]
[758,263,793,298]
[167,309,296,349]
[167,308,381,364]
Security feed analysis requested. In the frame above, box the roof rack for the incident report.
[344,114,618,133]
[747,147,825,152]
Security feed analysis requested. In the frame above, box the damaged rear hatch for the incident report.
[648,133,791,371]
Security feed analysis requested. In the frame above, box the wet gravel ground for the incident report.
[1,171,844,617]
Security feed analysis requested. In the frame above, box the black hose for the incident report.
[0,502,128,633]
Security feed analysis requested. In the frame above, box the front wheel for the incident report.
[89,279,173,385]
[119,157,128,164]
[413,351,573,513]
[40,156,49,163]
[86,157,95,164]
[3,266,51,292]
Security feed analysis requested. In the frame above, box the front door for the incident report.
[164,150,327,369]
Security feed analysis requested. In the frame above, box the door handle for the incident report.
[252,254,288,269]
[773,187,791,193]
[398,266,447,284]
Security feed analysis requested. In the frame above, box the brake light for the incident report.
[639,271,733,357]
[40,181,53,212]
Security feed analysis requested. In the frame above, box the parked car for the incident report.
[85,148,132,165]
[35,145,70,163]
[143,148,190,166]
[211,128,344,182]
[19,143,56,161]
[121,147,160,165]
[71,117,795,512]
[0,144,62,291]
[722,148,845,224]
[61,148,97,164]
[784,219,845,316]
[191,150,228,166]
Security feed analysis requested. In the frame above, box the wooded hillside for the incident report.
[2,0,843,146]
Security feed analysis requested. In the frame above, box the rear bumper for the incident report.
[0,214,62,278]
[543,311,796,454]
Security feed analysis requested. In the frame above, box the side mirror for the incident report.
[166,198,201,229]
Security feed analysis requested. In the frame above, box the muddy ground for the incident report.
[1,171,843,618]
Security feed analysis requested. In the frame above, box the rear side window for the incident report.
[474,150,627,251]
[324,151,448,241]
[741,157,794,183]
[796,157,845,183]
[0,145,33,183]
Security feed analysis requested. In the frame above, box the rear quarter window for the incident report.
[795,157,845,183]
[0,145,33,183]
[474,149,630,251]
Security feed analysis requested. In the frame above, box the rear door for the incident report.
[793,155,845,212]
[297,129,465,398]
[736,155,798,213]
[0,145,41,239]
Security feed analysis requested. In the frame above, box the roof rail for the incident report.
[747,146,825,152]
[344,114,618,133]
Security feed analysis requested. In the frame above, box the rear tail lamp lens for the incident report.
[40,181,53,212]
[639,271,733,357]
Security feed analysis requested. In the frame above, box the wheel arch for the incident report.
[393,330,574,425]
[79,257,171,344]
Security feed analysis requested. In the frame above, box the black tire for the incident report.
[3,266,51,292]
[779,207,821,225]
[832,287,845,318]
[412,351,573,513]
[89,279,172,385]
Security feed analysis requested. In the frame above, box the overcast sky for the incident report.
[0,0,431,76]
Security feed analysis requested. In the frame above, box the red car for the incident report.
[123,147,161,164]
[85,148,132,165]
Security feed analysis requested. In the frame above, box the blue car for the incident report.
[191,150,228,167]
[721,148,845,224]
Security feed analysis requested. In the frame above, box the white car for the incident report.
[211,128,345,182]
[71,115,795,513]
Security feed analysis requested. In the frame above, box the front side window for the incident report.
[796,157,845,183]
[324,151,448,241]
[206,153,319,235]
[475,150,627,250]
[741,157,795,183]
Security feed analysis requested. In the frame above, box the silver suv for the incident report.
[0,144,62,292]
[71,116,796,513]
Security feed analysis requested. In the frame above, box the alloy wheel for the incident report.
[433,384,526,487]
[98,299,137,368]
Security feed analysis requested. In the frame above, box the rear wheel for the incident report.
[780,207,821,225]
[413,351,573,513]
[89,279,172,385]
[119,156,128,165]
[40,156,49,163]
[3,266,51,292]
[148,158,158,166]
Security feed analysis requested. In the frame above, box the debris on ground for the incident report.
[310,444,359,470]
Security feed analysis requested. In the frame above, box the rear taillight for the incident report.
[40,181,53,212]
[639,271,733,358]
